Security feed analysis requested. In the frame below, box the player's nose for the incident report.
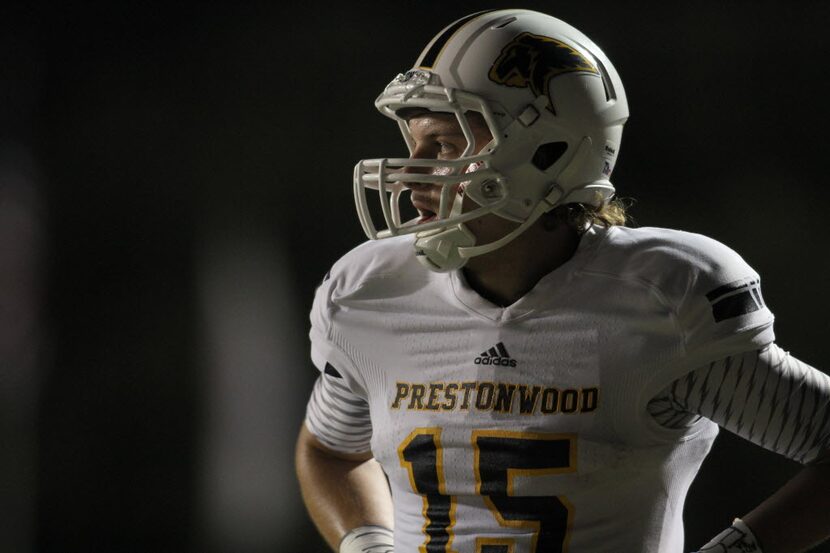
[400,148,435,190]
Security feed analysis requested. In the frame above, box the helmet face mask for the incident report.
[353,71,510,239]
[353,9,629,271]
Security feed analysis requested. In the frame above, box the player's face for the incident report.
[403,112,493,224]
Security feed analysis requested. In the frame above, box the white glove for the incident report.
[693,518,762,552]
[339,525,394,553]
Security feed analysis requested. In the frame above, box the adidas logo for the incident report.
[474,342,517,367]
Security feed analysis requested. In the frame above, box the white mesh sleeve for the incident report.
[649,344,830,464]
[304,372,373,455]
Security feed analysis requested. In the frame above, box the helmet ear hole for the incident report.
[532,142,568,171]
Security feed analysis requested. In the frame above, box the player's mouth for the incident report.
[411,195,438,224]
[417,209,437,224]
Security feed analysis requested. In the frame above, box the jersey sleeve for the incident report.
[614,229,778,405]
[309,271,369,400]
[305,373,373,454]
[649,345,830,465]
[670,233,775,368]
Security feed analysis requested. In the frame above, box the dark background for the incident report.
[2,1,829,552]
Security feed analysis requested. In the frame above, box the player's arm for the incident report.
[650,345,830,552]
[295,372,394,552]
[295,425,394,551]
[741,448,830,553]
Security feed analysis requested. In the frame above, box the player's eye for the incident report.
[437,141,460,158]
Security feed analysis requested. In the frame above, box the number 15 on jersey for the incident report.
[399,428,577,553]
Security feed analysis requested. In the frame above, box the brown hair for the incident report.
[545,197,633,232]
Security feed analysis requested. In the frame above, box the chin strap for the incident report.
[458,185,564,259]
[413,185,564,272]
[414,188,476,272]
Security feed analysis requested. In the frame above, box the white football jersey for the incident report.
[308,225,775,553]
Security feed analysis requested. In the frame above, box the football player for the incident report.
[296,9,830,553]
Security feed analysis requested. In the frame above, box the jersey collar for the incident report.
[447,225,607,322]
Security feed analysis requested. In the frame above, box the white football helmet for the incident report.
[353,9,629,271]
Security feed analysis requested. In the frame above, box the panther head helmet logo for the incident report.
[489,32,600,112]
